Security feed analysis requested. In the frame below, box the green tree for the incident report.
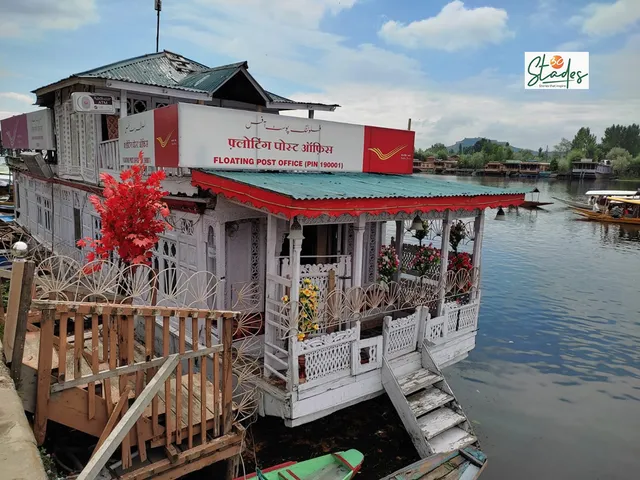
[504,147,514,160]
[571,127,597,155]
[566,149,584,164]
[436,149,449,160]
[601,124,640,156]
[469,152,486,169]
[554,138,572,157]
[549,158,559,171]
[430,143,446,151]
[608,147,632,175]
[538,147,543,157]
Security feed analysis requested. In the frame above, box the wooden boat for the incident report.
[552,197,590,209]
[520,188,553,209]
[571,196,640,225]
[381,447,487,480]
[238,450,364,480]
[555,189,640,210]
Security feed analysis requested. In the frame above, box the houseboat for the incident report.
[3,49,526,469]
[572,159,613,178]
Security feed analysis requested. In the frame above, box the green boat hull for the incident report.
[256,449,364,480]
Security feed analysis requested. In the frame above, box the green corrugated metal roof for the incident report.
[177,62,246,92]
[199,171,528,200]
[75,51,209,93]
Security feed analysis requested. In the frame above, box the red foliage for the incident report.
[78,150,171,267]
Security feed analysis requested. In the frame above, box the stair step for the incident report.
[398,368,443,396]
[429,427,477,454]
[407,387,454,418]
[418,407,466,440]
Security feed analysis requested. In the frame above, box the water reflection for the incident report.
[419,176,640,479]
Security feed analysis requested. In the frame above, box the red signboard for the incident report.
[363,126,415,174]
[153,104,179,168]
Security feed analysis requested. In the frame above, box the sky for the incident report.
[0,0,639,150]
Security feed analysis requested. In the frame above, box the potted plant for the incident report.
[410,243,441,278]
[447,252,474,304]
[377,244,399,285]
[282,278,321,381]
[449,221,467,253]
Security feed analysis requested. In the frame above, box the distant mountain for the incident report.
[446,138,527,153]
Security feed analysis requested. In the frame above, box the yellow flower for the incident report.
[297,333,306,341]
[303,278,312,284]
[313,323,319,330]
[282,295,289,303]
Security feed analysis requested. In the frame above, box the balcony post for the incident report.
[352,216,366,287]
[471,209,484,300]
[287,218,304,387]
[436,210,452,316]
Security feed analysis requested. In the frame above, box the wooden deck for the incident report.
[14,299,244,479]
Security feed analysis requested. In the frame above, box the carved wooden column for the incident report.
[393,220,404,282]
[214,221,226,310]
[287,218,304,387]
[436,211,452,316]
[352,216,366,287]
[471,209,485,300]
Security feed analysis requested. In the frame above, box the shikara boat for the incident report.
[381,447,487,480]
[238,450,364,480]
[571,196,640,225]
[554,189,640,210]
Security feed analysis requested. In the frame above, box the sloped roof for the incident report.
[32,51,339,110]
[191,170,526,219]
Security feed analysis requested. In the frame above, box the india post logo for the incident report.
[368,144,407,161]
[524,52,589,89]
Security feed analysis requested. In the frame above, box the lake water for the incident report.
[440,176,640,479]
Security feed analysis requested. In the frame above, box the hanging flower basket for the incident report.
[377,244,400,284]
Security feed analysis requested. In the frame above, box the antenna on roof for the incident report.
[155,0,162,53]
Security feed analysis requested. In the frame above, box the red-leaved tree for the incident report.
[77,150,171,267]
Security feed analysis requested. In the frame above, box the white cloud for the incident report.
[166,0,425,89]
[0,92,34,104]
[170,0,639,151]
[378,1,514,51]
[0,0,98,37]
[570,0,640,37]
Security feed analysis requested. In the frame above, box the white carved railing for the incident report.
[280,256,351,296]
[354,336,383,375]
[98,139,120,176]
[263,273,292,382]
[425,297,480,345]
[382,310,421,360]
[295,324,359,386]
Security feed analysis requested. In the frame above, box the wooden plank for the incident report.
[418,407,466,440]
[221,317,233,434]
[74,312,84,380]
[34,309,55,445]
[398,368,442,396]
[429,427,476,455]
[89,313,99,420]
[407,387,454,418]
[165,444,179,464]
[154,444,242,480]
[90,385,131,457]
[121,429,242,480]
[77,354,180,480]
[102,312,109,362]
[163,317,172,449]
[213,351,220,436]
[3,260,25,360]
[146,315,160,436]
[9,260,35,384]
[57,315,68,382]
[201,319,209,444]
[188,317,197,449]
[176,317,185,444]
[135,370,148,463]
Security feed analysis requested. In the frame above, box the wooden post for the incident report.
[437,211,452,316]
[221,316,233,434]
[393,220,404,282]
[287,220,303,388]
[34,308,55,445]
[215,221,226,310]
[407,118,412,130]
[8,260,34,384]
[308,110,315,119]
[352,216,366,287]
[471,210,485,300]
[120,90,128,118]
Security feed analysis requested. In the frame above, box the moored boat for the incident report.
[571,196,640,225]
[239,450,364,480]
[381,447,487,480]
[555,189,640,210]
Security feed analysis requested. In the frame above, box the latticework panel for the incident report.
[304,341,352,382]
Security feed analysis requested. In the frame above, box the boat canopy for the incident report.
[607,197,640,205]
[585,190,639,196]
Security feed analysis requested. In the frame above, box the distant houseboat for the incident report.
[572,159,613,178]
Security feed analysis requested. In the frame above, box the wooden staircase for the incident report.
[382,340,478,458]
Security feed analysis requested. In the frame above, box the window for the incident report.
[36,195,52,232]
[74,208,82,247]
[92,215,102,240]
[153,238,178,296]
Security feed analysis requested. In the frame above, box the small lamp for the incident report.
[288,217,304,241]
[495,207,506,221]
[410,215,424,231]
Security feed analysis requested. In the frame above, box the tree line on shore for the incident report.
[415,123,640,178]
